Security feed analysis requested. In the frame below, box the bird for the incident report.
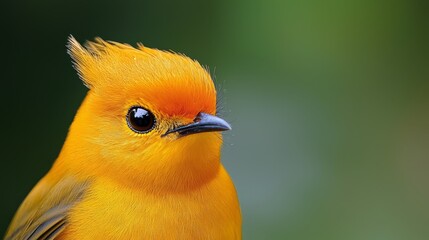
[4,36,241,240]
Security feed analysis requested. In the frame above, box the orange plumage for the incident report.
[5,36,241,239]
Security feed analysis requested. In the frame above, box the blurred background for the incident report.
[2,0,428,239]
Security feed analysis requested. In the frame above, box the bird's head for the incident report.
[56,37,230,192]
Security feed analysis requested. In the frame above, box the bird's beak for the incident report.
[162,112,231,137]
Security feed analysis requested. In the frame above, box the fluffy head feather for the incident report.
[67,36,216,118]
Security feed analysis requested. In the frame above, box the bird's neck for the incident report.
[54,141,222,193]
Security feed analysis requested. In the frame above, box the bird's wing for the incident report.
[4,175,89,240]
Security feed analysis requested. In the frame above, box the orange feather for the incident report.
[5,36,241,240]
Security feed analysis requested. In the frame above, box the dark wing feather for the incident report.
[5,176,89,240]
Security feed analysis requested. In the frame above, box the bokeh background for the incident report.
[2,0,428,239]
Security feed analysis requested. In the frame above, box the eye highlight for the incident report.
[127,106,156,134]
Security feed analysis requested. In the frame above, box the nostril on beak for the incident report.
[193,112,203,122]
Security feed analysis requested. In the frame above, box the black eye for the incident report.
[127,106,156,133]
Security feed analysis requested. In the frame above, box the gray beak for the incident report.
[162,112,231,137]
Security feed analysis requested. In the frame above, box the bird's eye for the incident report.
[127,107,156,133]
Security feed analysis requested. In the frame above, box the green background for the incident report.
[2,0,428,239]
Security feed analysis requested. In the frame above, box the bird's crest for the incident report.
[67,35,217,117]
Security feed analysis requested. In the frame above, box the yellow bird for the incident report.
[5,36,241,239]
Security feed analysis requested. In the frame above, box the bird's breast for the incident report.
[58,166,241,240]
